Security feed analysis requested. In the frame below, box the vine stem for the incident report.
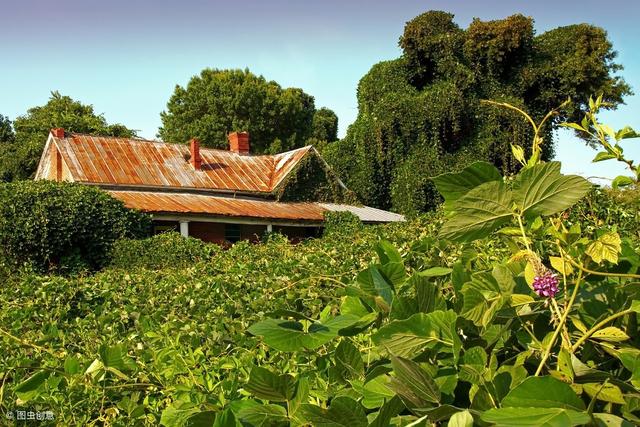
[535,269,583,376]
[571,308,634,352]
[0,327,57,355]
[565,256,640,279]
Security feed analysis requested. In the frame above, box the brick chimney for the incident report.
[190,138,202,170]
[51,128,65,138]
[228,131,250,155]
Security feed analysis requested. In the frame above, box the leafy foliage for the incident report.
[159,68,337,154]
[0,92,136,181]
[0,114,14,143]
[324,10,630,214]
[0,180,150,272]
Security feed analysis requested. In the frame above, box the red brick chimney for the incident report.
[228,131,250,155]
[190,138,202,170]
[51,128,65,138]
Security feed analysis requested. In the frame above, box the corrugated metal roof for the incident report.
[107,190,405,223]
[52,134,311,193]
[109,190,327,222]
[321,203,405,223]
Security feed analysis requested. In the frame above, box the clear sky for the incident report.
[1,0,638,183]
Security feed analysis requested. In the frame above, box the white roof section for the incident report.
[320,203,405,223]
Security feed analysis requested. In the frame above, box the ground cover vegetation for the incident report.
[0,102,639,426]
[322,11,631,215]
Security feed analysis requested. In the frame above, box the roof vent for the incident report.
[228,131,250,155]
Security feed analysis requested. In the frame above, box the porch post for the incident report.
[267,224,273,233]
[179,220,189,237]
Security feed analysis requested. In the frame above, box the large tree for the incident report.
[0,115,14,144]
[0,92,136,181]
[158,68,337,153]
[323,11,630,215]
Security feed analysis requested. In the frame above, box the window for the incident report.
[224,224,242,243]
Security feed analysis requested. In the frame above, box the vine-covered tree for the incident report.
[0,92,136,182]
[323,11,631,215]
[311,107,339,142]
[0,115,14,144]
[159,68,338,153]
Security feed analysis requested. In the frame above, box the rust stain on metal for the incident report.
[109,190,327,221]
[52,133,310,193]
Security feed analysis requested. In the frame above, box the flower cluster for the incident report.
[533,272,559,298]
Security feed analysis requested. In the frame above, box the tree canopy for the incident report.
[0,92,136,181]
[0,115,14,144]
[323,11,631,215]
[158,68,337,153]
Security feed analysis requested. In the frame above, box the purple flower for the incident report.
[533,272,559,298]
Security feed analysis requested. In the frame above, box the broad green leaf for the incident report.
[616,125,640,140]
[592,151,617,162]
[160,404,217,427]
[447,410,474,427]
[413,274,446,313]
[372,311,459,358]
[248,315,361,352]
[502,376,585,411]
[612,175,634,189]
[99,344,136,372]
[460,272,506,327]
[591,326,629,342]
[561,122,586,132]
[549,256,573,276]
[299,397,367,427]
[432,161,502,209]
[439,181,514,242]
[357,266,394,305]
[237,403,288,427]
[244,366,296,402]
[583,383,625,404]
[556,349,574,383]
[593,413,635,427]
[418,267,453,277]
[367,396,405,427]
[213,408,240,427]
[481,407,590,427]
[389,355,440,405]
[288,377,309,417]
[585,232,621,264]
[513,162,591,218]
[334,340,364,380]
[631,300,640,314]
[14,370,51,402]
[375,240,403,264]
[64,357,80,375]
[350,375,394,409]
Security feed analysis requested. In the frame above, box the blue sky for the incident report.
[1,0,638,183]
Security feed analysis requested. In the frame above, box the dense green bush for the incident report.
[0,181,150,272]
[323,211,363,237]
[110,232,218,270]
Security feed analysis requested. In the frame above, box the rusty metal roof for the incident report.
[50,133,311,193]
[108,190,405,223]
[109,190,327,222]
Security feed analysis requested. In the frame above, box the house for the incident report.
[35,128,404,244]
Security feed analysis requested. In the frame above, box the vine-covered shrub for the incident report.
[0,181,150,272]
[274,150,357,203]
[323,211,362,237]
[325,10,630,214]
[110,232,218,270]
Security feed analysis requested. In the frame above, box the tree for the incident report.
[0,115,14,144]
[311,107,339,142]
[0,92,136,181]
[323,11,630,215]
[159,68,337,154]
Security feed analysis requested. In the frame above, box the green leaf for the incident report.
[237,403,288,427]
[592,151,617,162]
[213,408,240,427]
[585,232,621,264]
[375,240,402,264]
[591,326,629,342]
[64,357,80,375]
[432,161,502,210]
[583,383,626,404]
[549,256,573,276]
[616,125,640,140]
[160,404,217,427]
[447,410,474,427]
[501,376,585,411]
[481,407,590,426]
[299,397,367,427]
[561,122,586,132]
[439,181,514,242]
[244,366,296,402]
[367,396,405,427]
[334,340,364,380]
[98,344,136,372]
[389,355,440,406]
[511,144,526,164]
[418,267,453,277]
[351,375,394,409]
[14,370,51,402]
[612,175,634,189]
[357,266,395,305]
[513,162,591,218]
[593,413,635,427]
[248,315,361,352]
[372,311,459,358]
